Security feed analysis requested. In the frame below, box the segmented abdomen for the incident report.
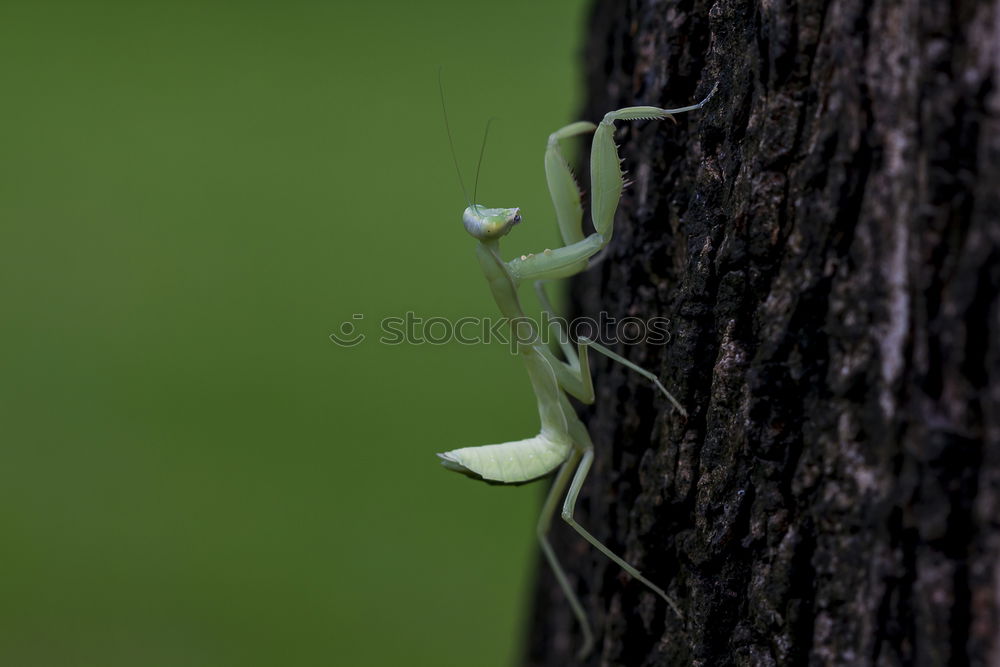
[438,432,572,484]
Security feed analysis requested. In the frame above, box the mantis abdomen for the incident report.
[438,432,571,484]
[439,348,573,484]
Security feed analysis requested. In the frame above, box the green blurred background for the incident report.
[0,1,590,665]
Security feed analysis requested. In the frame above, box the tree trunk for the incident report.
[526,0,1000,665]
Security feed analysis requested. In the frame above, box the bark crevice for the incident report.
[527,1,1000,665]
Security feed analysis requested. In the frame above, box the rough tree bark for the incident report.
[526,0,1000,665]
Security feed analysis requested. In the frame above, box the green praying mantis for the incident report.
[437,80,716,658]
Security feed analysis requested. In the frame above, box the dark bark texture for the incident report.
[526,0,1000,665]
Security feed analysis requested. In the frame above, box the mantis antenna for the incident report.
[472,118,494,208]
[437,82,716,658]
[437,68,471,209]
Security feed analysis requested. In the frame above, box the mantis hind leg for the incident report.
[534,280,579,368]
[579,336,688,417]
[561,447,684,619]
[536,450,594,659]
[534,280,687,415]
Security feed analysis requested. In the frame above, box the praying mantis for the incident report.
[437,81,716,658]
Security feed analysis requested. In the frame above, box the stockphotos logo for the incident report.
[329,311,671,352]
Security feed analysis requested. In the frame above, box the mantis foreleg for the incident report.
[513,86,718,284]
[545,121,597,247]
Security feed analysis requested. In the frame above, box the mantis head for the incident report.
[462,206,522,240]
